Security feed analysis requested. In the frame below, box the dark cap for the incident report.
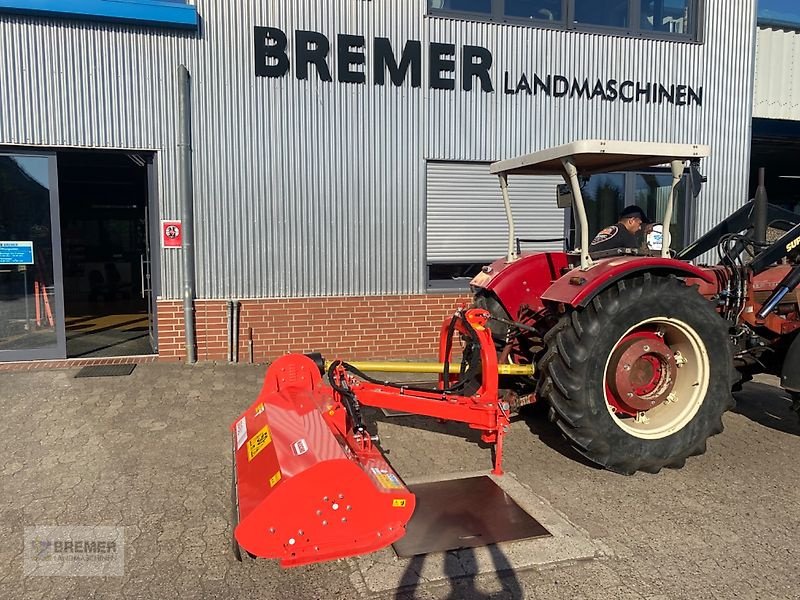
[619,205,651,224]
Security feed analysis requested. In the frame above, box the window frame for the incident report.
[427,0,703,43]
[0,0,198,30]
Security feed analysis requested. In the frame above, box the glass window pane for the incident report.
[430,0,492,13]
[505,0,563,21]
[758,0,800,28]
[574,0,630,27]
[640,0,690,33]
[633,172,688,248]
[0,155,59,352]
[580,173,627,241]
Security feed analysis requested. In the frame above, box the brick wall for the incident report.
[156,294,471,363]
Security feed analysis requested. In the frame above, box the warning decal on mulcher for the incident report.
[269,471,282,487]
[392,498,407,508]
[235,417,247,451]
[371,467,404,490]
[291,438,309,456]
[247,424,272,461]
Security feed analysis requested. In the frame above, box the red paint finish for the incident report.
[740,264,800,335]
[541,256,715,308]
[232,354,415,567]
[231,309,511,568]
[606,330,677,415]
[470,252,570,319]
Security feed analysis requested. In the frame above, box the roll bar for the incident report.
[489,140,710,270]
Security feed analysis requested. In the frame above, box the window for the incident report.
[428,0,701,41]
[569,169,692,250]
[0,0,198,30]
[758,0,800,29]
[575,0,629,28]
[504,0,564,22]
[640,0,691,34]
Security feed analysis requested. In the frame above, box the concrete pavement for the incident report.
[0,363,798,599]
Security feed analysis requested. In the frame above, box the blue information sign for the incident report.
[0,241,34,265]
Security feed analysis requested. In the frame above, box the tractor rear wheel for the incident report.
[791,392,800,421]
[538,274,735,475]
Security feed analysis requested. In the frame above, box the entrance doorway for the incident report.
[751,118,800,210]
[57,151,156,358]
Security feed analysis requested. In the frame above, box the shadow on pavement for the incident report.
[394,543,523,600]
[365,407,489,446]
[514,404,602,471]
[733,381,800,436]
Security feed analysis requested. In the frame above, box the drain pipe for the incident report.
[232,300,240,363]
[226,300,234,363]
[179,65,197,364]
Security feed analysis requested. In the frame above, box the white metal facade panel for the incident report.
[0,1,757,299]
[754,26,800,121]
[426,162,563,262]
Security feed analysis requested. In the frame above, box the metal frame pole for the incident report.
[663,160,685,258]
[179,65,197,363]
[561,157,592,270]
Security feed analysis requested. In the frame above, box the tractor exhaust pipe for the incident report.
[754,167,768,245]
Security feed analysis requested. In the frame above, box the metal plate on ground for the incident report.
[392,475,550,557]
[74,364,136,378]
[380,408,410,417]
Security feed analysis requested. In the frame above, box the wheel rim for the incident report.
[602,317,710,440]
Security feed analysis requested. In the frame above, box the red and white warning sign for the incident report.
[161,220,182,248]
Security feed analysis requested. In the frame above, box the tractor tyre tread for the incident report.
[538,275,735,475]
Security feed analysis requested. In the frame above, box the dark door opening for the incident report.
[751,118,800,211]
[57,151,155,358]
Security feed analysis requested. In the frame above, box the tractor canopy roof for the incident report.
[489,139,710,176]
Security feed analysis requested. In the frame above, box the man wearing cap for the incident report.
[589,206,653,252]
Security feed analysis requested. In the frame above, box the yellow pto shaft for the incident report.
[323,360,534,376]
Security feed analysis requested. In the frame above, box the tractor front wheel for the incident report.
[538,275,735,475]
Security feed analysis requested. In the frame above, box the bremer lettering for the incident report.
[255,26,493,92]
[252,26,703,107]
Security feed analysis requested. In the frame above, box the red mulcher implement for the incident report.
[231,308,517,567]
[232,140,800,568]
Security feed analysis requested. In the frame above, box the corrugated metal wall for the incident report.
[426,162,563,261]
[754,25,800,121]
[0,0,757,299]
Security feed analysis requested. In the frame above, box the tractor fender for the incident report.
[540,256,715,309]
[780,333,800,393]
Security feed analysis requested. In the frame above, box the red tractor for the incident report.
[230,140,800,567]
[471,140,800,476]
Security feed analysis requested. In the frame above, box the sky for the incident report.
[759,0,800,24]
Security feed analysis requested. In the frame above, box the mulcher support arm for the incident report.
[336,308,510,475]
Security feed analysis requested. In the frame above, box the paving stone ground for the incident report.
[0,363,798,599]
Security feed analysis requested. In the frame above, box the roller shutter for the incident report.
[426,161,566,263]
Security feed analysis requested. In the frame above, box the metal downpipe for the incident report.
[179,65,197,363]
